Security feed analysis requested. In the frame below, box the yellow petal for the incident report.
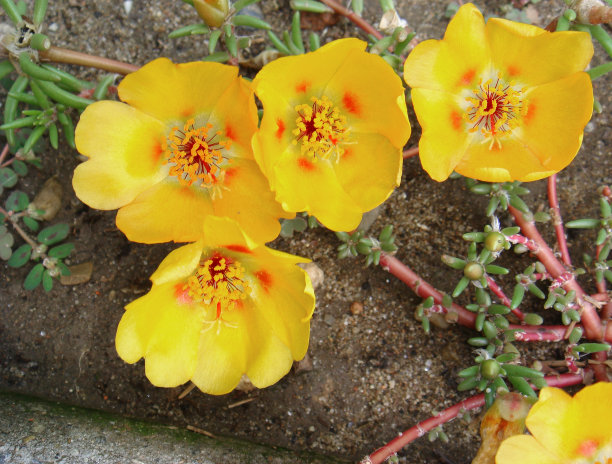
[118,58,241,123]
[526,384,612,461]
[272,154,363,231]
[565,382,612,460]
[115,179,214,244]
[404,4,490,93]
[495,435,561,464]
[523,387,573,458]
[208,76,258,161]
[73,101,166,209]
[251,96,295,180]
[454,137,554,183]
[335,132,402,211]
[190,309,249,395]
[518,72,593,175]
[242,305,295,388]
[202,216,254,251]
[571,382,612,447]
[250,254,314,359]
[116,283,200,387]
[324,49,410,148]
[253,38,367,109]
[150,241,203,286]
[411,88,470,181]
[212,161,290,244]
[486,19,593,85]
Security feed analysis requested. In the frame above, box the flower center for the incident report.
[185,253,250,309]
[163,119,233,189]
[292,96,347,161]
[464,76,526,143]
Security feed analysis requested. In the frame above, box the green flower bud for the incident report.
[484,231,506,252]
[464,261,484,280]
[193,0,230,28]
[480,359,500,380]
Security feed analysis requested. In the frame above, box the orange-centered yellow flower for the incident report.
[403,3,594,182]
[115,217,315,395]
[73,58,290,244]
[496,383,612,464]
[252,38,411,232]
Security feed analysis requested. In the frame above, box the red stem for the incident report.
[363,372,586,464]
[509,206,604,341]
[379,254,612,343]
[512,326,567,342]
[548,174,572,266]
[379,253,476,328]
[403,146,419,159]
[318,0,384,40]
[486,276,524,321]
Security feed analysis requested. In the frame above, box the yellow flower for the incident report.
[73,58,290,244]
[403,3,594,182]
[252,38,411,232]
[115,216,315,395]
[496,383,612,464]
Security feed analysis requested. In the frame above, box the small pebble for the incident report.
[349,301,363,315]
[299,262,324,289]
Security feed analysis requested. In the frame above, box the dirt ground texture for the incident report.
[1,0,611,462]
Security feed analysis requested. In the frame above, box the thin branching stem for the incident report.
[509,205,604,341]
[318,0,384,40]
[0,206,38,249]
[39,46,139,75]
[379,253,476,327]
[548,174,572,266]
[403,146,419,159]
[0,143,9,165]
[363,372,586,464]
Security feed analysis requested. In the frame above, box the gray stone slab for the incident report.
[0,392,346,464]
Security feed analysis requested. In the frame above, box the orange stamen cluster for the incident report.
[185,253,251,334]
[464,75,526,147]
[292,96,347,161]
[163,119,232,188]
[185,253,250,308]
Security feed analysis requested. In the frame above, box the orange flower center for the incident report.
[464,76,526,146]
[292,96,348,161]
[185,253,250,309]
[163,119,233,191]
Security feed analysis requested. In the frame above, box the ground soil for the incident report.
[1,1,611,463]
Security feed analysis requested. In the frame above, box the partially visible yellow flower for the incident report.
[496,383,612,464]
[115,216,315,395]
[404,3,594,182]
[252,38,411,232]
[73,58,290,244]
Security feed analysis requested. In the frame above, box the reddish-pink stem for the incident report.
[403,146,419,159]
[379,254,476,328]
[513,326,567,342]
[507,233,538,251]
[548,174,572,267]
[318,0,384,40]
[363,372,586,464]
[509,206,604,341]
[487,276,524,321]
